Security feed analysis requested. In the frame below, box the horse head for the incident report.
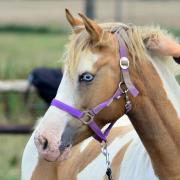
[33,9,180,163]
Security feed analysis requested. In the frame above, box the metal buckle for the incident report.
[120,57,129,70]
[80,111,94,125]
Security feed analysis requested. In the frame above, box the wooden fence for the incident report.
[0,80,36,134]
[0,80,35,93]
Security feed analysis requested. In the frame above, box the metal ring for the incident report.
[119,82,128,94]
[80,111,94,125]
[120,57,129,70]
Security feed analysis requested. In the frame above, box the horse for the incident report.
[22,9,180,180]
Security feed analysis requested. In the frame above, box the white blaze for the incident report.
[21,132,38,180]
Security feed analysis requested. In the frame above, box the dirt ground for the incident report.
[0,0,179,28]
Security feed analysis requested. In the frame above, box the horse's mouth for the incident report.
[58,144,72,161]
[41,144,72,162]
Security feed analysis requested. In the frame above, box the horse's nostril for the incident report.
[59,143,71,153]
[43,138,48,150]
[66,144,71,148]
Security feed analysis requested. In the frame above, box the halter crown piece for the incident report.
[51,31,139,143]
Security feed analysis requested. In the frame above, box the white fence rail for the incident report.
[0,80,35,93]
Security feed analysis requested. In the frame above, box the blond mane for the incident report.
[63,23,177,77]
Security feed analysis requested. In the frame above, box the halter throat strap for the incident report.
[51,32,139,142]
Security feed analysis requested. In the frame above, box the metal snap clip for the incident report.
[119,82,128,94]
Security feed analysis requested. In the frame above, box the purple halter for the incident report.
[51,31,139,143]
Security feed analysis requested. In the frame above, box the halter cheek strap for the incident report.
[116,32,139,97]
[51,32,139,143]
[51,88,123,142]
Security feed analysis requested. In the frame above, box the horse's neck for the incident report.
[128,57,180,179]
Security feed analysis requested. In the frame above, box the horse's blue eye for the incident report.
[79,72,94,82]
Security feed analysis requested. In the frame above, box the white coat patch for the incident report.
[21,132,38,180]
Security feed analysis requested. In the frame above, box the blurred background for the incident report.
[0,0,179,179]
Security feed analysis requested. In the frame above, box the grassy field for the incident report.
[0,27,179,180]
[0,30,68,180]
[0,32,67,80]
[0,135,29,180]
[0,29,68,124]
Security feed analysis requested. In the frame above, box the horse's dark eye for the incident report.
[79,72,94,83]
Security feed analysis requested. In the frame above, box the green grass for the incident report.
[0,135,29,180]
[0,32,67,80]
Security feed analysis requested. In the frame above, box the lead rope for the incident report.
[101,142,113,180]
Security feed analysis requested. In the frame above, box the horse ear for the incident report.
[78,13,102,42]
[65,9,83,33]
[144,34,180,57]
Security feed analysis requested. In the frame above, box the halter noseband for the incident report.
[51,31,139,143]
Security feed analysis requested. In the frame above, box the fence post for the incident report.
[85,0,95,19]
